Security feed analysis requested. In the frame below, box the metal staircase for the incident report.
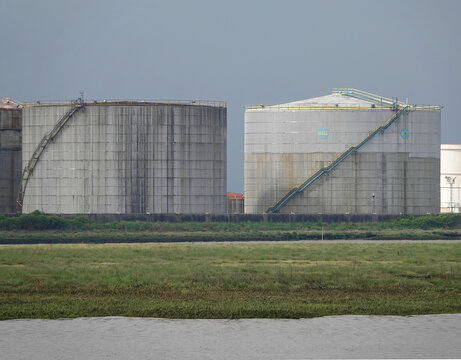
[16,99,85,211]
[266,105,410,214]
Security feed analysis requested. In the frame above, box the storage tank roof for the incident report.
[277,93,371,108]
[0,98,21,109]
[246,88,441,111]
[270,88,400,109]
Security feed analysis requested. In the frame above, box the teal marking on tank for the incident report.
[318,128,328,139]
[401,128,409,140]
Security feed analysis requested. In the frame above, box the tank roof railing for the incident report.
[246,104,395,111]
[20,99,226,108]
[332,88,441,110]
[246,87,441,112]
[332,88,403,107]
[246,104,440,111]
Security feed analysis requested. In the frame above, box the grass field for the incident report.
[1,242,460,319]
[1,212,461,243]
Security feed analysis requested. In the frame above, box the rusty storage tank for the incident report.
[244,88,441,215]
[0,98,22,213]
[20,99,226,214]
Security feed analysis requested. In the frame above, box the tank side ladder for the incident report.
[266,106,410,214]
[16,100,85,211]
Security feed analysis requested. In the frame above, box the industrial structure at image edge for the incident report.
[19,99,226,214]
[440,144,461,213]
[244,88,441,215]
[0,98,22,214]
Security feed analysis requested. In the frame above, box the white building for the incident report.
[441,144,461,213]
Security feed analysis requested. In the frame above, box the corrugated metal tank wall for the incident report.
[22,102,226,214]
[245,94,440,215]
[0,106,21,213]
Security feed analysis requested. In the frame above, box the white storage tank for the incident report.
[245,88,441,215]
[440,144,461,213]
[20,99,226,214]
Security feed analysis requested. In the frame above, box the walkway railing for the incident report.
[21,99,226,108]
[246,88,440,112]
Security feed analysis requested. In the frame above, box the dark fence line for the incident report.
[2,213,405,223]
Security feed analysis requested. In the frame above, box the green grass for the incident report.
[1,228,461,244]
[0,212,461,243]
[1,243,460,319]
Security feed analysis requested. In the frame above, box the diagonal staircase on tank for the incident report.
[16,99,85,211]
[266,105,410,214]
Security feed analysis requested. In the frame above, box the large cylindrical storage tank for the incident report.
[440,144,461,213]
[21,100,226,214]
[245,89,441,215]
[0,99,22,214]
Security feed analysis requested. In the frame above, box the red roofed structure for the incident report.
[227,192,244,200]
[226,192,244,213]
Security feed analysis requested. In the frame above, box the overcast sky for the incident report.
[1,0,460,192]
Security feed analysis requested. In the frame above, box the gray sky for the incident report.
[1,0,460,193]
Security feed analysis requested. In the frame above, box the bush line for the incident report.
[1,211,461,232]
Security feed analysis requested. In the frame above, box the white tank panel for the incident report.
[245,90,441,215]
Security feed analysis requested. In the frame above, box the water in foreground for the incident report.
[1,314,460,359]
